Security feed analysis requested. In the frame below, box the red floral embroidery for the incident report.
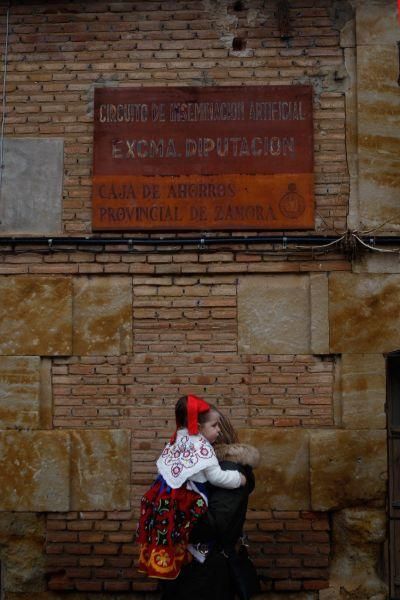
[160,434,215,480]
[137,478,207,579]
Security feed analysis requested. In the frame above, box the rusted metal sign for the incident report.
[92,86,314,231]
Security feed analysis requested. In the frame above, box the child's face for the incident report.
[199,410,221,444]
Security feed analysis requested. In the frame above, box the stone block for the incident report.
[0,431,70,511]
[239,428,310,510]
[357,43,400,231]
[0,276,72,356]
[0,356,41,428]
[355,0,398,46]
[341,354,386,429]
[70,429,131,510]
[334,507,386,546]
[346,0,400,234]
[329,273,400,353]
[310,273,329,354]
[0,138,63,235]
[340,9,355,49]
[319,590,340,600]
[238,275,311,354]
[0,513,47,593]
[3,539,46,592]
[73,276,132,355]
[329,508,388,597]
[310,430,387,511]
[354,253,400,274]
[357,45,399,123]
[39,358,53,429]
[0,513,46,538]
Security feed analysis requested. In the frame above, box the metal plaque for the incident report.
[92,86,314,231]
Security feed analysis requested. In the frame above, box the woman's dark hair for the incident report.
[175,395,211,429]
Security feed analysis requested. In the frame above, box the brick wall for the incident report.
[46,509,330,593]
[0,0,354,595]
[3,0,349,235]
[38,246,339,592]
[52,353,334,431]
[0,242,350,275]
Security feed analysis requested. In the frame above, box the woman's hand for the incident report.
[239,473,247,486]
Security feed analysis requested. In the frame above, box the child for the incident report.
[137,394,245,580]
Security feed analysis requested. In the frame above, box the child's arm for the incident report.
[203,464,246,489]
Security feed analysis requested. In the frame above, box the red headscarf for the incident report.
[170,394,210,443]
[187,394,210,435]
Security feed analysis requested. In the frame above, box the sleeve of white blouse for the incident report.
[203,464,242,489]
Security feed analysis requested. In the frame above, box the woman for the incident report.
[161,410,260,600]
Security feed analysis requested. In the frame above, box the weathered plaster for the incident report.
[0,138,63,235]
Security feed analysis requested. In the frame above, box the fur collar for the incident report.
[214,443,260,468]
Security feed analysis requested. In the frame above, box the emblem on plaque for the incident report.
[279,182,306,218]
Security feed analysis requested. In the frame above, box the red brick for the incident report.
[292,545,319,555]
[79,557,105,567]
[64,544,91,555]
[93,568,120,579]
[47,532,78,543]
[274,580,302,592]
[47,557,78,567]
[46,543,63,554]
[75,581,103,592]
[104,581,130,591]
[64,567,91,578]
[48,577,75,591]
[92,544,119,555]
[67,521,93,531]
[303,580,330,590]
[303,532,330,543]
[108,533,134,543]
[78,532,105,543]
[47,520,67,530]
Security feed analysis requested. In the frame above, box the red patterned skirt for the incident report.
[137,477,207,579]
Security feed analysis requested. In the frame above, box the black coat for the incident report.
[161,443,259,600]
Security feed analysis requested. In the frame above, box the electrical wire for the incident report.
[352,233,400,254]
[0,231,399,259]
[291,233,346,251]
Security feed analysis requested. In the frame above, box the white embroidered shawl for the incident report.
[157,428,219,489]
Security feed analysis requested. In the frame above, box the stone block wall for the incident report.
[0,251,390,598]
[0,1,398,599]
